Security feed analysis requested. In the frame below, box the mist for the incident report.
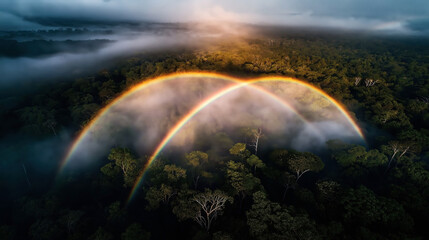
[0,22,239,88]
[64,75,364,171]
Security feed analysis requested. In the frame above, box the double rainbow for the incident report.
[59,72,365,203]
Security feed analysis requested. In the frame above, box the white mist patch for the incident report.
[64,75,364,169]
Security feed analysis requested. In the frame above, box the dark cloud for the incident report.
[405,18,429,33]
[0,0,428,33]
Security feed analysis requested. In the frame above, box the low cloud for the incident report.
[1,0,428,33]
[0,24,219,87]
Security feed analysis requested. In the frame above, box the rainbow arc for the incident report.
[57,72,365,203]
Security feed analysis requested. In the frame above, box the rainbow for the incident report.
[58,72,365,203]
[59,72,313,172]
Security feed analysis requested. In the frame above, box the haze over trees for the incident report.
[1,27,429,239]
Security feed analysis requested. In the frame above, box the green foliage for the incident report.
[212,231,233,240]
[28,219,61,240]
[287,152,324,181]
[106,147,139,187]
[316,180,342,202]
[246,154,265,173]
[16,106,57,136]
[171,188,199,222]
[332,145,387,178]
[88,227,114,240]
[185,151,209,167]
[107,201,126,222]
[60,210,84,234]
[226,161,261,198]
[145,184,176,210]
[246,191,319,240]
[185,151,211,188]
[163,164,187,182]
[229,143,250,159]
[121,223,150,240]
[100,163,121,179]
[341,186,413,231]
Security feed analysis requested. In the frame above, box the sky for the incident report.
[0,0,428,34]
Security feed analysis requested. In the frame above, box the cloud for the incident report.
[1,0,428,33]
[405,18,429,33]
[0,12,48,31]
[0,26,209,86]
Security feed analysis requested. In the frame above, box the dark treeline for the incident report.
[0,29,428,239]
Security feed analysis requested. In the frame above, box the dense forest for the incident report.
[1,28,429,239]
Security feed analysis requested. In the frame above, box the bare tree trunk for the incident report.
[249,128,262,155]
[50,124,57,136]
[296,169,310,183]
[193,175,200,190]
[398,146,410,159]
[22,163,31,188]
[283,184,291,201]
[387,149,399,170]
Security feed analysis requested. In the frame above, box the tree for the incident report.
[229,143,250,159]
[226,161,261,202]
[89,227,114,240]
[383,141,417,172]
[365,78,379,87]
[16,106,57,136]
[287,152,324,182]
[28,219,61,240]
[163,164,187,182]
[316,181,342,203]
[341,186,412,230]
[145,164,187,210]
[60,210,84,234]
[332,145,387,177]
[145,184,176,210]
[107,201,126,222]
[185,151,209,189]
[248,128,263,155]
[171,188,199,222]
[212,231,233,240]
[246,191,319,240]
[246,154,265,173]
[193,189,232,231]
[108,148,137,177]
[281,172,297,200]
[121,223,150,240]
[107,148,139,187]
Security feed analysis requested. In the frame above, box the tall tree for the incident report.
[226,161,261,202]
[193,190,232,231]
[185,151,209,189]
[106,147,140,187]
[246,154,265,173]
[229,143,251,159]
[287,152,324,183]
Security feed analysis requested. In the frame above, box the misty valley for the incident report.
[1,19,429,240]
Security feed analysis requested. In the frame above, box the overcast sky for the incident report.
[0,0,428,33]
